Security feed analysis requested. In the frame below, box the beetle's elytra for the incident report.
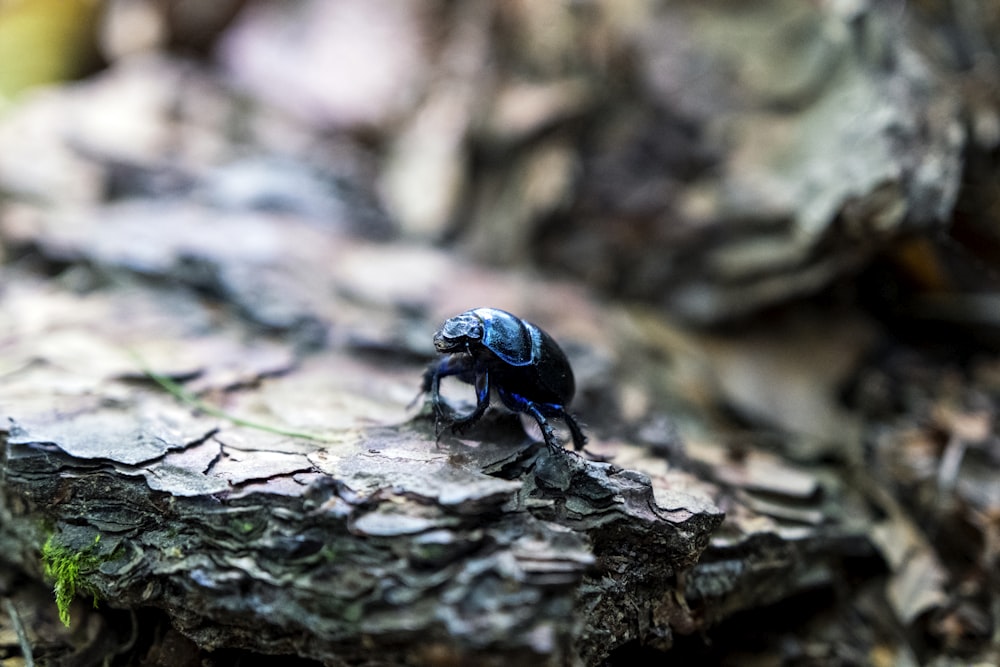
[419,307,588,453]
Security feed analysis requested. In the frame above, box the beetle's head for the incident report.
[433,312,483,353]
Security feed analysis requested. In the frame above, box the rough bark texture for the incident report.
[4,411,724,665]
[0,256,874,665]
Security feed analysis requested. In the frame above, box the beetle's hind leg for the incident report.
[563,412,587,451]
[499,389,567,453]
[523,403,563,452]
[563,412,612,461]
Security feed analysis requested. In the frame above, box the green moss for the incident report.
[41,533,103,627]
[228,517,259,536]
[342,601,363,624]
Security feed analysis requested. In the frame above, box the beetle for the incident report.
[419,307,589,454]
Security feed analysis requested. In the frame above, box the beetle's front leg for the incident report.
[414,354,475,437]
[418,354,474,398]
[449,369,490,434]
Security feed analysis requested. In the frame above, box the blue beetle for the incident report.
[420,307,589,453]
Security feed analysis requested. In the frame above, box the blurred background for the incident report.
[3,0,1000,323]
[7,0,1000,326]
[1,0,1000,664]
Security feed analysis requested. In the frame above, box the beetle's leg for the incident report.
[427,366,447,441]
[449,369,490,433]
[407,366,435,409]
[524,403,561,451]
[563,412,611,461]
[419,365,436,396]
[563,412,588,451]
[419,355,474,402]
[496,388,562,450]
[414,355,475,440]
[409,364,438,408]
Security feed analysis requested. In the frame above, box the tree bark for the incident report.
[0,263,874,666]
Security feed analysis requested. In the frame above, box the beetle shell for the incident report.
[475,308,537,366]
